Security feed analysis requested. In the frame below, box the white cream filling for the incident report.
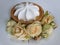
[14,2,40,21]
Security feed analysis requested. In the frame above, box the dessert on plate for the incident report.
[6,2,57,40]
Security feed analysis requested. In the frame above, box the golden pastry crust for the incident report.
[11,2,44,24]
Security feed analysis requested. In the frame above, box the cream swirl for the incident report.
[14,2,40,21]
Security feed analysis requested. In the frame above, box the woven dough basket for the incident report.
[11,2,44,24]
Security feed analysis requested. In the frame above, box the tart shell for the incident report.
[11,2,44,24]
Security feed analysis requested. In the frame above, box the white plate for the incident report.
[0,0,60,45]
